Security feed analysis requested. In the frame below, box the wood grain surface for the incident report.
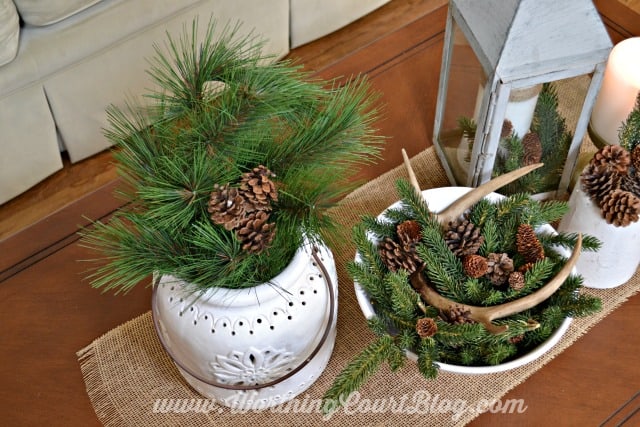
[1,1,638,425]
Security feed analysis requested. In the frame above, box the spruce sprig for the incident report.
[321,334,399,415]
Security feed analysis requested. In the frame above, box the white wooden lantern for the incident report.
[433,0,612,198]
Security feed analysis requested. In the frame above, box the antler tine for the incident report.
[401,148,543,225]
[435,163,544,225]
[409,234,582,334]
[402,148,421,193]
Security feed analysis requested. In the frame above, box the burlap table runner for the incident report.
[77,147,640,426]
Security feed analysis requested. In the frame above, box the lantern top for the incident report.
[452,0,612,82]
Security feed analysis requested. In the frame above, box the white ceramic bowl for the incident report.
[354,186,572,374]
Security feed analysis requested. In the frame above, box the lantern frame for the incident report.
[433,0,613,197]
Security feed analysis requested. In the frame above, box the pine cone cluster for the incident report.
[208,165,278,254]
[516,224,545,263]
[580,145,640,227]
[521,132,543,166]
[486,252,514,286]
[416,317,438,338]
[379,220,425,274]
[444,218,485,257]
[600,189,640,227]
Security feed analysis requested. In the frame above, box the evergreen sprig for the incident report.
[619,93,640,151]
[79,19,383,293]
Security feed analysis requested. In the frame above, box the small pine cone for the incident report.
[590,145,631,174]
[518,262,535,273]
[501,119,514,139]
[516,224,545,263]
[521,132,543,166]
[397,220,422,246]
[508,271,525,291]
[445,304,475,325]
[463,254,489,278]
[600,189,640,227]
[378,237,422,274]
[416,317,438,338]
[631,145,640,171]
[239,165,278,211]
[208,184,247,230]
[486,252,514,286]
[509,335,524,345]
[236,210,276,254]
[444,219,485,257]
[581,163,622,204]
[620,173,640,198]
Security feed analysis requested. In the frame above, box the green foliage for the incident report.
[325,181,602,414]
[619,93,640,151]
[80,19,383,293]
[321,334,401,414]
[493,83,573,195]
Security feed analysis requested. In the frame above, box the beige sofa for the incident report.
[0,0,389,205]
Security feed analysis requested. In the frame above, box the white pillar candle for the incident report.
[505,85,541,138]
[590,37,640,146]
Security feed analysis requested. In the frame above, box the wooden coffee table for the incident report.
[1,4,639,426]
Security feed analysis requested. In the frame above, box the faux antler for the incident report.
[401,148,543,225]
[410,234,582,334]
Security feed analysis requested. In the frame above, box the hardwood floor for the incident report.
[0,0,447,242]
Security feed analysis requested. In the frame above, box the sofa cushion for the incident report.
[290,0,390,48]
[13,0,105,26]
[0,0,19,66]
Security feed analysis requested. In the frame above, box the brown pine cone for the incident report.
[581,163,621,204]
[600,189,640,227]
[590,145,631,174]
[239,165,278,211]
[208,184,247,230]
[501,119,514,139]
[521,132,543,166]
[444,304,475,324]
[508,271,525,291]
[444,219,485,257]
[509,335,524,344]
[463,254,489,278]
[397,220,422,246]
[416,317,438,338]
[631,145,640,171]
[378,237,422,274]
[486,252,514,286]
[620,173,640,198]
[518,262,535,273]
[516,224,545,263]
[236,210,276,254]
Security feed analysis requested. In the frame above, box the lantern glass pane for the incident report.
[434,21,486,186]
[490,75,593,197]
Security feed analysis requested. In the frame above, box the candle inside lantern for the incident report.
[590,37,640,146]
[505,84,541,138]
